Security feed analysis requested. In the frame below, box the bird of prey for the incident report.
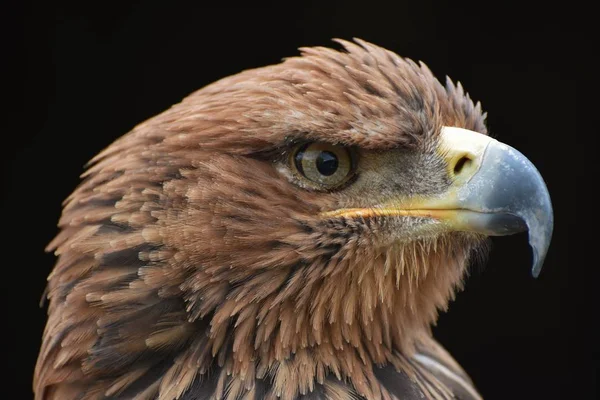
[34,39,553,400]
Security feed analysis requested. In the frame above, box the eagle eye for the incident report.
[290,142,355,190]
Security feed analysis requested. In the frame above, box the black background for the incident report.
[7,1,597,398]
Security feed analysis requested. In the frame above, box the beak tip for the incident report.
[531,257,543,278]
[529,223,552,279]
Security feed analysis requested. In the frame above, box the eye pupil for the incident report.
[316,151,339,176]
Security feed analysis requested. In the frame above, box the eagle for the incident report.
[34,39,553,400]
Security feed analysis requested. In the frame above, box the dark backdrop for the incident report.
[7,1,597,398]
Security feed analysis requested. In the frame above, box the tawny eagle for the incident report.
[35,39,553,400]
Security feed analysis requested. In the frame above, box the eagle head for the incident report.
[35,39,553,400]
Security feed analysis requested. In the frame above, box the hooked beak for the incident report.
[322,127,554,277]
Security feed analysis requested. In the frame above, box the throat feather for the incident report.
[182,234,482,398]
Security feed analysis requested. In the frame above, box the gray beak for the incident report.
[437,127,554,277]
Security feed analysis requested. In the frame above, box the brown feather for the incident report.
[35,39,487,399]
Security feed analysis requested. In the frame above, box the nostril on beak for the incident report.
[453,155,473,176]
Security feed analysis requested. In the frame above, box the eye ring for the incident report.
[290,142,355,190]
